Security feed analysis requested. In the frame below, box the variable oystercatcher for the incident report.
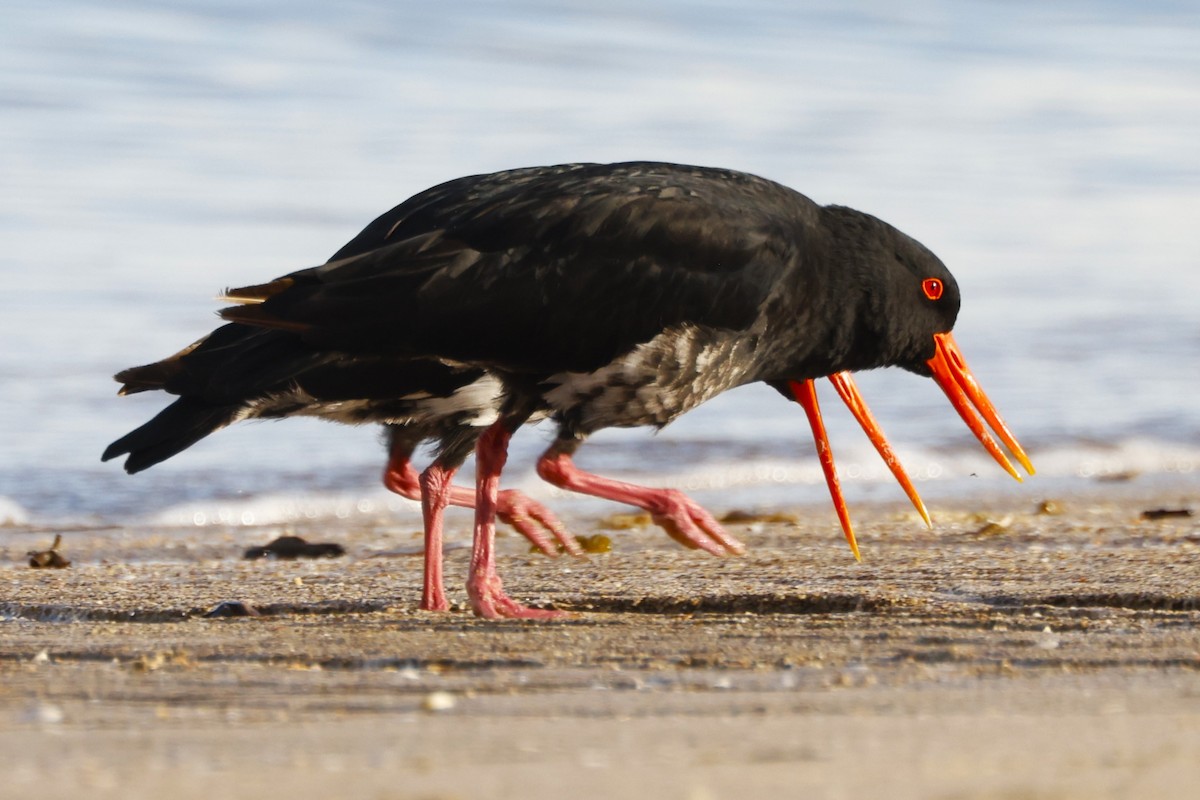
[215,161,1034,619]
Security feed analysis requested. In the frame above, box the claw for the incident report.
[498,489,583,556]
[468,566,570,619]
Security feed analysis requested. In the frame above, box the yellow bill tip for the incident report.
[917,504,933,530]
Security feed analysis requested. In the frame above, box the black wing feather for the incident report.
[101,398,237,473]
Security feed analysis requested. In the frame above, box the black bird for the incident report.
[215,161,1034,619]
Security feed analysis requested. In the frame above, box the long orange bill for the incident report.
[927,332,1035,480]
[828,371,932,529]
[788,379,861,562]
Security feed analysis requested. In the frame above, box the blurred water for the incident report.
[2,1,1198,527]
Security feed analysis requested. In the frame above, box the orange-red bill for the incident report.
[927,332,1035,479]
[828,371,932,529]
[788,379,861,562]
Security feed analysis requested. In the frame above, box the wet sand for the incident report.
[2,488,1198,799]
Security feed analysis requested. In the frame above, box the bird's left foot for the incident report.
[536,452,744,556]
[467,570,568,620]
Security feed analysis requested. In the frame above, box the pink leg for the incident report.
[417,464,455,611]
[383,443,580,557]
[382,445,423,498]
[467,422,566,620]
[537,449,744,556]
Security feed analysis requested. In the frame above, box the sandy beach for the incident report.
[2,486,1197,799]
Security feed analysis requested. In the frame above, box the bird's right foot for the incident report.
[643,489,745,556]
[536,451,744,556]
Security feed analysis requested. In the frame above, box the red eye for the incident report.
[922,278,944,301]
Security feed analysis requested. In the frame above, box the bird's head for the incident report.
[813,205,963,374]
[769,207,1033,560]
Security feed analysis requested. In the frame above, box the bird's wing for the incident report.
[222,163,819,374]
[325,164,601,262]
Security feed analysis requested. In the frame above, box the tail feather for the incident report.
[113,336,206,395]
[111,324,321,400]
[219,277,295,305]
[105,324,337,472]
[102,398,238,473]
[218,303,311,332]
[115,361,184,396]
